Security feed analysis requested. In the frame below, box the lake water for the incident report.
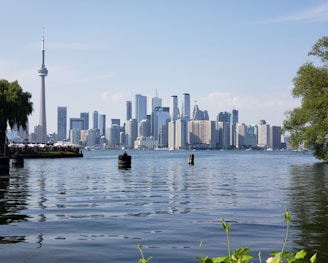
[0,150,327,263]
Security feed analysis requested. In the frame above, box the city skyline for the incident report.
[1,1,327,133]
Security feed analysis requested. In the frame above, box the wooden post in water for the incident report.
[188,154,194,165]
[118,151,131,169]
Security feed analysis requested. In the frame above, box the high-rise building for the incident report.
[188,120,217,149]
[170,95,179,121]
[57,106,67,141]
[151,107,170,143]
[93,111,98,130]
[258,120,269,148]
[69,118,84,131]
[192,105,209,120]
[217,111,231,123]
[126,101,132,120]
[125,118,138,148]
[80,112,89,130]
[135,94,147,122]
[99,114,106,136]
[230,109,238,147]
[270,126,281,150]
[182,93,190,121]
[217,121,230,149]
[37,34,48,143]
[151,96,162,112]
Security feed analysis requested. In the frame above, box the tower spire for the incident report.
[38,33,48,143]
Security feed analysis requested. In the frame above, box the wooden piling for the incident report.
[188,154,194,165]
[118,151,131,169]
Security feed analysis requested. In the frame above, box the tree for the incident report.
[0,79,33,155]
[282,36,328,161]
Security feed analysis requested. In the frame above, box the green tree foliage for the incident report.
[283,37,328,161]
[0,79,33,155]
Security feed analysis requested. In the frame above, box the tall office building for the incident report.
[126,101,132,120]
[151,96,162,112]
[151,107,170,142]
[99,114,106,136]
[192,105,209,120]
[188,120,217,149]
[57,106,67,141]
[170,95,179,121]
[125,118,138,148]
[37,34,48,143]
[135,94,147,122]
[80,112,89,130]
[217,111,231,123]
[93,111,98,130]
[258,120,270,148]
[230,109,239,147]
[182,93,190,121]
[270,126,281,150]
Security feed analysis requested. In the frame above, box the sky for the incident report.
[1,1,327,134]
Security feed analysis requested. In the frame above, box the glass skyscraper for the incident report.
[135,94,147,122]
[57,106,67,141]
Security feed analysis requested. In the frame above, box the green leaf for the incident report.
[310,253,317,263]
[221,218,231,232]
[294,249,307,259]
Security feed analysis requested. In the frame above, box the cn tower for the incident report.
[38,34,48,143]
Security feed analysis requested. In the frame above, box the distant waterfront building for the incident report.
[134,136,157,150]
[93,111,98,130]
[70,129,80,145]
[170,95,179,121]
[192,105,209,120]
[270,126,281,150]
[125,118,138,148]
[138,119,150,137]
[69,118,84,131]
[188,120,217,149]
[168,119,187,150]
[258,120,270,148]
[151,96,162,112]
[236,122,247,149]
[230,109,238,147]
[99,114,106,136]
[217,111,231,123]
[57,106,67,141]
[151,107,170,144]
[126,101,132,121]
[37,34,48,143]
[135,94,147,122]
[80,112,89,130]
[217,121,230,149]
[86,129,97,147]
[181,93,190,121]
[106,125,120,147]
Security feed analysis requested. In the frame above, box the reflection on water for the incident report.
[0,172,29,244]
[288,162,328,262]
[0,151,327,262]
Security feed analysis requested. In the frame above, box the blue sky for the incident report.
[1,1,327,133]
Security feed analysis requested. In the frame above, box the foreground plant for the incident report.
[195,209,317,263]
[138,210,317,263]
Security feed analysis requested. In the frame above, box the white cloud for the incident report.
[265,3,328,23]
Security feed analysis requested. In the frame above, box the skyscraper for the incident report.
[57,106,67,141]
[170,95,179,121]
[126,101,132,120]
[151,96,162,112]
[93,111,98,130]
[135,94,147,122]
[99,114,106,136]
[80,112,89,130]
[182,93,190,121]
[38,34,48,143]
